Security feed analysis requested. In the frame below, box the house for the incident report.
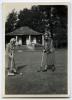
[5,27,44,46]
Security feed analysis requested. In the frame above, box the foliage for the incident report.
[5,5,67,47]
[5,9,17,33]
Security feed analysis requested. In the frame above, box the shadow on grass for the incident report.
[16,65,27,72]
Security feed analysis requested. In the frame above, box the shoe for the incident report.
[13,69,17,73]
[37,69,43,72]
[11,69,18,74]
[13,71,18,74]
[13,68,17,73]
[13,70,18,74]
[37,67,43,72]
[42,69,47,72]
[8,72,15,76]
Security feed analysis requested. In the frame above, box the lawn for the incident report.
[5,47,67,95]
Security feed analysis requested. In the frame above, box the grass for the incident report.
[5,48,67,95]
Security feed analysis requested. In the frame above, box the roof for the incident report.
[6,27,43,36]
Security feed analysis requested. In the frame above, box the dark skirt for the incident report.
[42,51,55,67]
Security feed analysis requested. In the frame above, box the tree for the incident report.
[30,6,45,33]
[16,8,33,28]
[16,6,47,33]
[38,5,67,47]
[5,9,17,33]
[6,5,67,47]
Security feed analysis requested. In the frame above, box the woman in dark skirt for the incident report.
[40,30,55,72]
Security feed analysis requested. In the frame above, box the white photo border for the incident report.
[1,1,71,98]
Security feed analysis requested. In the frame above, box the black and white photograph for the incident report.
[3,2,69,97]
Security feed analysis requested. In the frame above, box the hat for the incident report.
[10,38,16,44]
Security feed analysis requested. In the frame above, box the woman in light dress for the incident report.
[6,38,17,75]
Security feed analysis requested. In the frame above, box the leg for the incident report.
[42,53,48,72]
[12,58,17,73]
[37,51,44,72]
[8,57,15,76]
[50,52,56,72]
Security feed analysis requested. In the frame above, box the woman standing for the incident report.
[6,38,17,76]
[40,30,55,72]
